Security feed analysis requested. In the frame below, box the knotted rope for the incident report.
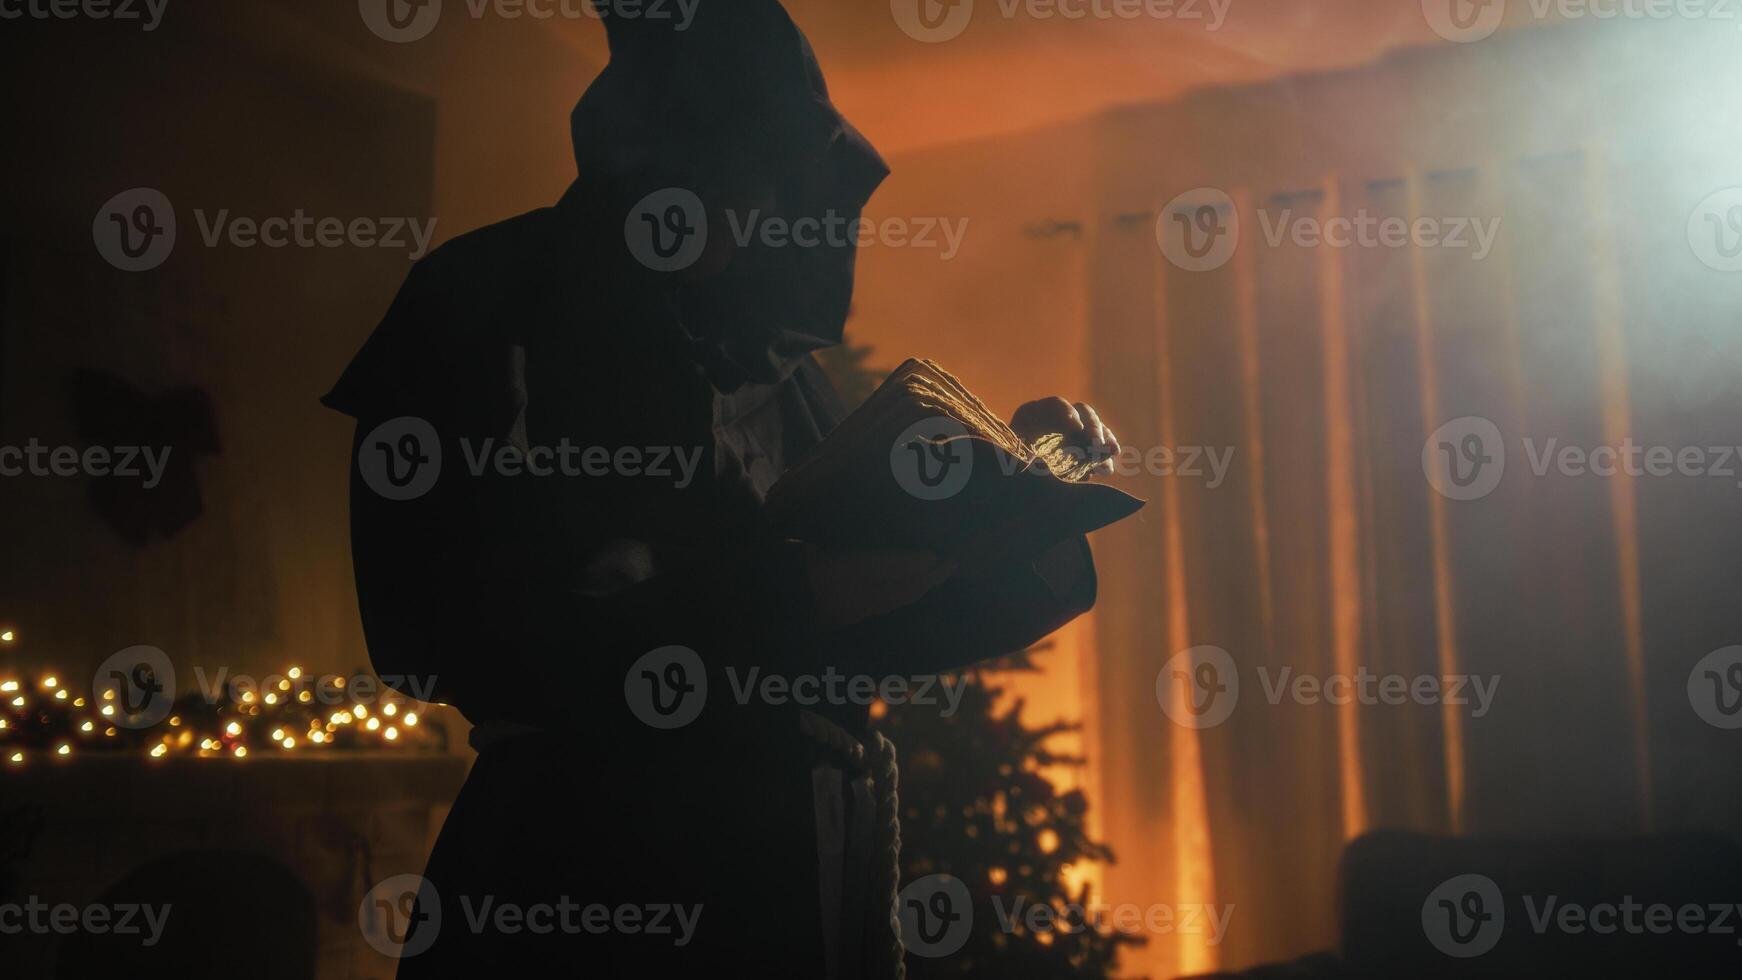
[799,711,906,980]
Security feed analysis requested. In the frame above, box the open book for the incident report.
[766,359,1145,557]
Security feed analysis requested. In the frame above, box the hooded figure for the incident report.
[326,3,1101,975]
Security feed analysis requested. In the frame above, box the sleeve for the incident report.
[806,535,1099,679]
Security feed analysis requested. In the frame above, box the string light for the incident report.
[0,652,444,764]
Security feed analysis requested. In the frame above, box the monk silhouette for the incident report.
[325,2,1120,975]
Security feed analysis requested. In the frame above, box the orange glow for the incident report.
[1407,169,1468,833]
[1583,149,1652,829]
[1318,178,1370,839]
[1154,249,1218,978]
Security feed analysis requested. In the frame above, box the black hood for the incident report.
[567,0,890,388]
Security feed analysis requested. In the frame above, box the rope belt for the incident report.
[798,710,906,980]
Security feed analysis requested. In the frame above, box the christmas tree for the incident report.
[818,331,1137,978]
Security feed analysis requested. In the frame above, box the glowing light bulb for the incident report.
[100,704,114,716]
[353,704,368,718]
[72,697,85,707]
[271,729,285,742]
[103,689,115,701]
[41,676,57,689]
[404,712,418,727]
[10,696,23,708]
[383,703,398,717]
[365,717,381,731]
[241,691,255,704]
[384,727,399,741]
[225,722,242,737]
[150,744,168,758]
[309,731,326,744]
[168,716,181,726]
[56,744,70,756]
[281,737,296,749]
[8,752,20,764]
[264,693,278,705]
[287,667,302,680]
[233,745,247,759]
[298,690,312,703]
[0,681,15,692]
[54,689,67,700]
[80,721,94,732]
[0,630,13,643]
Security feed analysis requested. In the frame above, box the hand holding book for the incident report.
[773,359,1146,629]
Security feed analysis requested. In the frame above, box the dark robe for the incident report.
[324,3,1098,976]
